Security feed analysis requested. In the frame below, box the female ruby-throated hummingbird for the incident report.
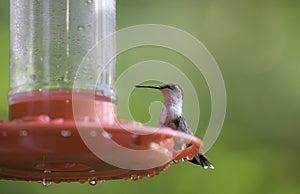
[135,83,214,169]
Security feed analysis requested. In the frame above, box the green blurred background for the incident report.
[1,0,300,193]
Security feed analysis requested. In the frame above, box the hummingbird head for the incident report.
[136,83,184,118]
[135,83,184,103]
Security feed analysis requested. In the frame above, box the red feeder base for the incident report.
[0,90,203,184]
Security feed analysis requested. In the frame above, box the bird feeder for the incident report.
[0,0,203,184]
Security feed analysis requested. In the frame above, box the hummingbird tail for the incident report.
[189,153,214,169]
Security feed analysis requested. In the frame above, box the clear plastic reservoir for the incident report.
[9,0,116,119]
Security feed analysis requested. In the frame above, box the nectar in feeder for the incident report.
[0,0,205,184]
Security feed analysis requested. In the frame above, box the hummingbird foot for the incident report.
[189,153,214,169]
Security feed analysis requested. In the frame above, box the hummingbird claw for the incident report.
[188,153,214,169]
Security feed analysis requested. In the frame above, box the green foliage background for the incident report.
[1,0,300,193]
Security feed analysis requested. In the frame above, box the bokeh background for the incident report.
[1,0,300,193]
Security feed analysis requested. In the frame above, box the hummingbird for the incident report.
[135,83,214,169]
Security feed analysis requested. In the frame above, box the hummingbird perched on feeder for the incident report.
[135,83,214,169]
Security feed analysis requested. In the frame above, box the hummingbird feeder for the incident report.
[0,0,203,184]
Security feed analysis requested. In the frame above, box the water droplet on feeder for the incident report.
[78,26,85,31]
[131,133,139,138]
[61,130,72,137]
[90,130,97,137]
[44,169,51,173]
[163,164,170,171]
[52,118,64,124]
[147,170,156,178]
[30,74,37,81]
[42,178,52,187]
[130,175,138,181]
[89,169,95,173]
[133,122,143,127]
[182,158,188,162]
[170,160,179,165]
[84,0,93,6]
[102,131,112,139]
[83,116,90,122]
[88,178,98,186]
[19,129,28,137]
[37,115,51,123]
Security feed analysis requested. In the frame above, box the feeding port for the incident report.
[0,0,203,183]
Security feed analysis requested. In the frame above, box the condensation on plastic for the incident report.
[9,0,116,104]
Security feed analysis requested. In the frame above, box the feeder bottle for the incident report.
[9,0,116,119]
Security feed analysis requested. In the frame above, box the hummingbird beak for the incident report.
[135,85,163,90]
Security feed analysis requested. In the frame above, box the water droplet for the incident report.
[30,74,37,81]
[133,122,143,127]
[163,164,170,171]
[90,130,97,137]
[130,175,138,181]
[19,130,28,137]
[147,170,156,178]
[52,118,64,124]
[102,131,112,139]
[100,179,106,183]
[182,158,188,162]
[88,178,98,186]
[44,170,51,173]
[78,25,85,31]
[37,115,51,123]
[61,130,72,137]
[89,169,95,173]
[83,116,90,122]
[84,0,93,6]
[65,99,70,104]
[131,133,139,138]
[42,178,52,187]
[170,160,179,165]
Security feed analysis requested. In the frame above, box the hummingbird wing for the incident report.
[174,116,194,135]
